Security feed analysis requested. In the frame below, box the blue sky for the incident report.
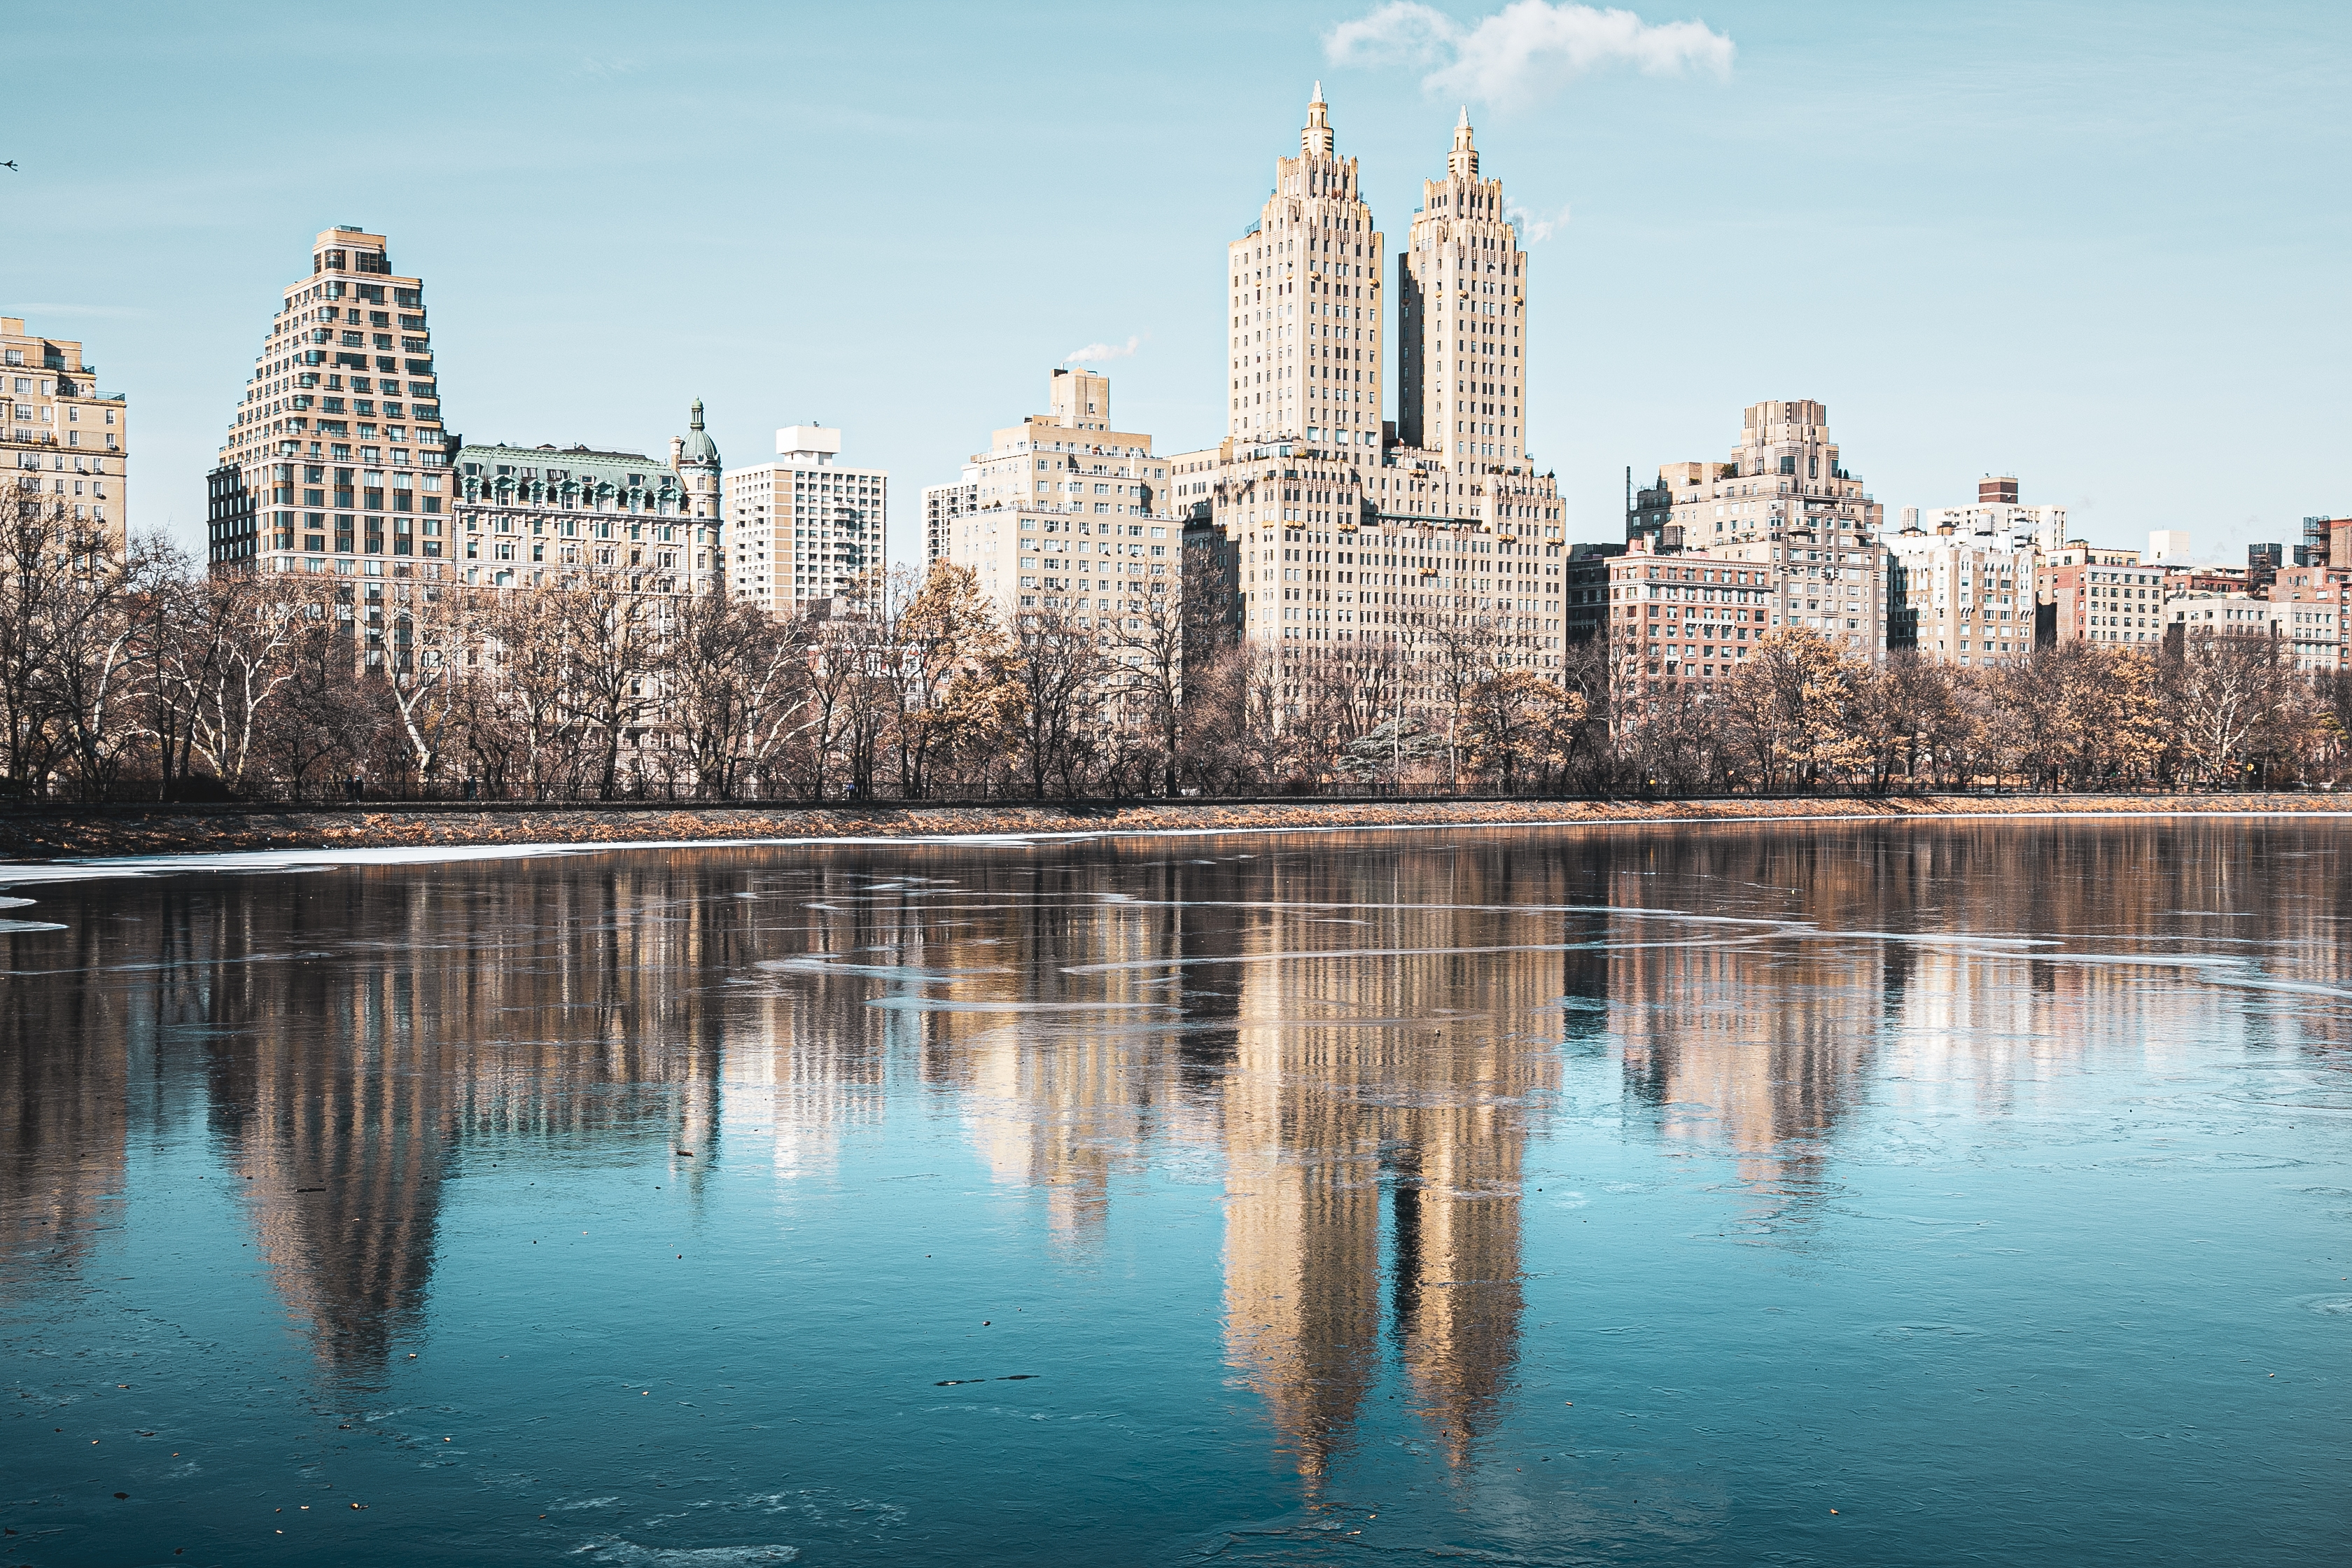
[8,1,2344,565]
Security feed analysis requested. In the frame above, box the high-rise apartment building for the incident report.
[451,404,722,595]
[923,473,979,567]
[1183,99,1565,669]
[939,370,1177,624]
[207,227,452,580]
[1602,399,1889,688]
[1397,109,1527,470]
[1899,476,2068,555]
[725,426,888,616]
[1226,87,1383,455]
[1886,528,2034,666]
[2,316,127,550]
[1884,477,2043,666]
[1646,400,1884,549]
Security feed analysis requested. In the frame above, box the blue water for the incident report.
[3,820,2347,1564]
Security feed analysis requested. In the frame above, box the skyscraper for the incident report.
[1186,93,1567,670]
[1398,109,1529,472]
[1225,85,1384,456]
[207,227,453,579]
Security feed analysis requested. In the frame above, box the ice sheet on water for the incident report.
[865,995,1169,1014]
[571,1541,798,1565]
[757,956,1002,983]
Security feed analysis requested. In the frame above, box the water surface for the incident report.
[4,820,2348,1564]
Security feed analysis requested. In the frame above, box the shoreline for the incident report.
[1,792,2344,865]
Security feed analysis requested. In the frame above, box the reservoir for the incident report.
[3,820,2346,1564]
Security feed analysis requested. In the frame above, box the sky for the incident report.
[7,1,2346,566]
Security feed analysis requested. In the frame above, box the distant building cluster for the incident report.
[7,88,2345,701]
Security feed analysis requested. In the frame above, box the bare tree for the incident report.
[2164,630,2296,788]
[1010,606,1107,798]
[897,563,1019,799]
[158,570,309,797]
[0,489,151,798]
[659,588,808,799]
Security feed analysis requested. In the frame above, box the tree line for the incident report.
[4,493,2348,803]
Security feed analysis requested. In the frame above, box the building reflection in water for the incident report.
[1,820,2344,1457]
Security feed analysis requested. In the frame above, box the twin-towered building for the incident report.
[932,89,1569,671]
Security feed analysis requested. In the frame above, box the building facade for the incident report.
[1227,86,1384,456]
[1396,109,1527,470]
[1886,528,2034,665]
[1597,528,1890,692]
[923,474,979,567]
[207,227,452,580]
[725,427,888,617]
[2270,563,2352,666]
[2036,559,2167,648]
[2163,592,2342,671]
[2,316,127,550]
[1644,400,1885,550]
[452,416,720,596]
[939,370,1177,624]
[1899,476,2067,555]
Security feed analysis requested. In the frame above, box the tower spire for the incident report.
[1303,84,1334,158]
[1450,108,1478,179]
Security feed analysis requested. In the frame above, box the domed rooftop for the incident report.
[679,398,721,468]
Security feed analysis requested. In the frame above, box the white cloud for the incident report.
[1064,335,1142,365]
[1506,200,1572,241]
[1326,1,1458,66]
[1325,1,1733,108]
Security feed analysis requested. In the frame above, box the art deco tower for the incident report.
[1224,85,1384,455]
[207,227,452,576]
[1398,111,1528,473]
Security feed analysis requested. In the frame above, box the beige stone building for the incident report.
[1228,87,1384,456]
[1648,400,1884,550]
[1606,399,1889,687]
[1886,486,2037,666]
[939,369,1177,624]
[4,316,128,550]
[725,427,888,616]
[208,227,452,580]
[1397,109,1527,470]
[1191,99,1565,668]
[1886,528,2034,666]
